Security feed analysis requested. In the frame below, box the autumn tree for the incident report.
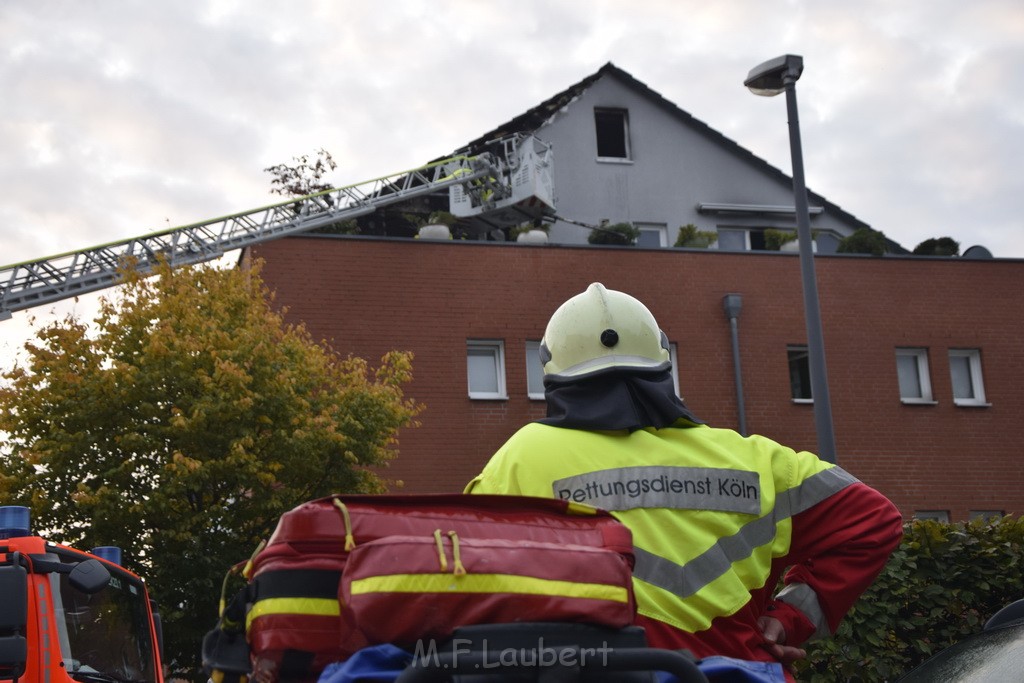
[264,148,337,197]
[0,259,421,677]
[264,147,365,236]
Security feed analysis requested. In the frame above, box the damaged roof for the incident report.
[452,62,901,249]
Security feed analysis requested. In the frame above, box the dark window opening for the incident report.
[749,230,767,250]
[788,346,812,400]
[595,109,629,159]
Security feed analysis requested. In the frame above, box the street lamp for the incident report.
[744,54,837,463]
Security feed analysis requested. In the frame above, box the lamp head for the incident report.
[745,54,804,96]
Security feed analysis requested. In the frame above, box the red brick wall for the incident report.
[252,236,1024,520]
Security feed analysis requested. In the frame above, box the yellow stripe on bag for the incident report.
[565,501,600,516]
[349,574,629,603]
[245,597,341,629]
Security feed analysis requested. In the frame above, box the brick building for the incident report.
[248,63,1021,521]
[252,235,1024,521]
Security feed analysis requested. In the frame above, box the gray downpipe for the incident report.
[722,294,747,436]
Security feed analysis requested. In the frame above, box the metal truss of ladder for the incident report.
[0,152,506,319]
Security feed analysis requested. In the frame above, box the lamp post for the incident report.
[745,54,836,463]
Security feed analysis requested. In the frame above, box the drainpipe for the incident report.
[722,294,747,436]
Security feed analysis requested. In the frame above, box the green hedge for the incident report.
[797,516,1024,681]
[588,222,640,245]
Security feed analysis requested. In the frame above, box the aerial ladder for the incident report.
[0,134,555,320]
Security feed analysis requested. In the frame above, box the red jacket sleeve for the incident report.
[777,480,903,642]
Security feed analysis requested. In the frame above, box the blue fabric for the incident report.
[317,644,412,683]
[657,655,786,682]
[318,645,786,683]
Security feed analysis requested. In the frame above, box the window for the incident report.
[896,348,934,403]
[969,510,1004,522]
[914,510,950,523]
[525,341,545,400]
[787,346,812,402]
[716,228,749,251]
[717,228,773,251]
[594,108,630,160]
[714,227,819,252]
[467,340,506,399]
[949,349,987,406]
[715,228,765,251]
[635,223,668,248]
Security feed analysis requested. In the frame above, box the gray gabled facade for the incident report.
[452,62,902,254]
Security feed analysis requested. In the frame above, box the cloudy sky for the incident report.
[2,0,1022,363]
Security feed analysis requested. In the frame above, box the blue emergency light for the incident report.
[92,545,123,566]
[0,505,31,539]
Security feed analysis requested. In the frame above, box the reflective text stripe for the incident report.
[553,466,761,514]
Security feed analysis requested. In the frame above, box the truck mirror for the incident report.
[0,562,28,679]
[69,558,111,594]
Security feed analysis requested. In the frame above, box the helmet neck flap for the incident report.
[538,368,702,432]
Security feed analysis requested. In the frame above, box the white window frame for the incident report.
[525,340,545,400]
[635,222,669,248]
[669,343,681,399]
[949,349,988,406]
[787,345,813,403]
[467,340,507,400]
[895,348,935,404]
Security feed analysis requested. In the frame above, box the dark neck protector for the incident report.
[538,369,703,432]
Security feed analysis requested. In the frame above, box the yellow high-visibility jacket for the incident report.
[465,421,902,663]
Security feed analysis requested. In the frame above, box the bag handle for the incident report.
[332,498,357,551]
[447,531,467,575]
[433,530,449,572]
[431,530,468,575]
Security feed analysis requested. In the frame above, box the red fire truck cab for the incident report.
[0,506,163,683]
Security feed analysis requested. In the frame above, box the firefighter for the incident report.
[465,282,903,676]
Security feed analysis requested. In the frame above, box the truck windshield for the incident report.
[50,556,156,683]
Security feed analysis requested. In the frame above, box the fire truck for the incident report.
[0,507,164,683]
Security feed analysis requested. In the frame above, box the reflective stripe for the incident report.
[349,573,630,603]
[246,597,340,629]
[777,582,830,640]
[632,467,859,599]
[551,355,671,380]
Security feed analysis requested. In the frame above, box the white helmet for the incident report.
[540,283,671,382]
